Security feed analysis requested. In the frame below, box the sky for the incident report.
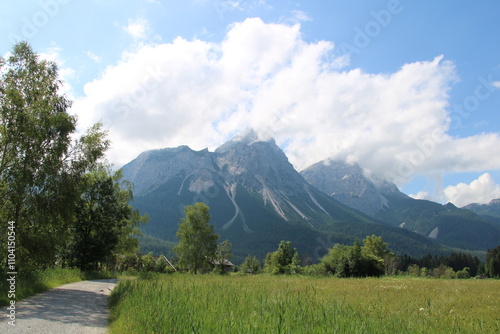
[2,0,500,207]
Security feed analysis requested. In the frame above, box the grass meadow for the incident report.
[108,273,500,333]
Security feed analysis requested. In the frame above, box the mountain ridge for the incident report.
[123,133,452,261]
[301,158,500,251]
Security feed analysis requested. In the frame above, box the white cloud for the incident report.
[86,51,102,63]
[493,81,500,89]
[71,18,500,186]
[123,18,149,40]
[409,191,431,201]
[442,173,500,207]
[291,10,312,22]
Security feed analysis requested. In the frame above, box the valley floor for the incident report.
[108,274,499,333]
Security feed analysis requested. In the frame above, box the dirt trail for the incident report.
[1,279,118,334]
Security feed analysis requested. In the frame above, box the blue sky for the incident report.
[2,0,500,206]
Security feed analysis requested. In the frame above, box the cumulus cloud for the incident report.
[71,18,500,188]
[442,173,500,207]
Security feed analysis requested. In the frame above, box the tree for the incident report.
[141,252,157,272]
[66,168,146,271]
[362,235,391,259]
[0,42,109,270]
[321,244,352,277]
[485,246,500,278]
[456,267,471,279]
[362,235,395,275]
[174,202,219,274]
[320,238,384,278]
[214,240,233,274]
[241,255,261,274]
[264,240,301,275]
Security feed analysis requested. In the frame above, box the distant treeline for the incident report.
[399,252,482,277]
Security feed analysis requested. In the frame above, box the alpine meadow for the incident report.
[2,1,500,333]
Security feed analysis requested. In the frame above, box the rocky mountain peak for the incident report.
[301,159,407,215]
[122,145,213,196]
[215,129,276,153]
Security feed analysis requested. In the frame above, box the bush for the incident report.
[321,242,384,278]
[456,267,471,279]
[264,241,301,275]
[240,255,261,274]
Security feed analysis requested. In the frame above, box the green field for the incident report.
[108,274,500,333]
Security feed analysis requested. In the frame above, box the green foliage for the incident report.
[362,234,398,275]
[0,42,110,270]
[320,237,386,278]
[214,240,233,274]
[264,240,301,275]
[154,256,172,273]
[105,253,174,273]
[137,234,176,257]
[362,235,391,259]
[140,252,157,272]
[174,202,219,273]
[301,263,324,276]
[485,246,500,278]
[456,267,471,279]
[241,255,261,274]
[430,265,456,279]
[407,264,472,279]
[0,42,73,269]
[64,168,146,271]
[400,252,482,277]
[407,264,422,277]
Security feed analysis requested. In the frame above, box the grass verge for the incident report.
[0,268,118,306]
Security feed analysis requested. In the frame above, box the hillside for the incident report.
[464,199,500,227]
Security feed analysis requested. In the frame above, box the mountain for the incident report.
[463,199,500,227]
[122,132,443,262]
[300,159,407,215]
[302,159,500,251]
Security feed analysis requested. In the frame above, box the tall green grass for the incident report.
[108,274,500,333]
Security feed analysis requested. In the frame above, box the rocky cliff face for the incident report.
[301,159,407,215]
[124,146,215,196]
[124,132,334,226]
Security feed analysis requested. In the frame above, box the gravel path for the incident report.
[1,279,118,334]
